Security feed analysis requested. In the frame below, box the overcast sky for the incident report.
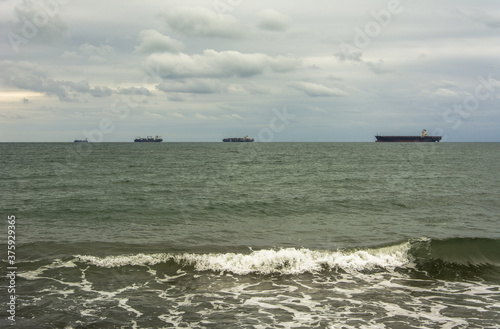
[1,0,499,142]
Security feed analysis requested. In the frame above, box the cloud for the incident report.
[171,112,185,118]
[243,82,271,94]
[117,87,152,96]
[465,11,500,29]
[433,88,460,97]
[223,113,243,119]
[144,111,162,118]
[365,59,390,74]
[194,113,216,120]
[146,49,299,79]
[335,49,390,74]
[88,86,113,97]
[162,7,242,38]
[0,61,117,101]
[421,88,461,98]
[257,9,291,31]
[0,61,45,91]
[2,1,500,142]
[168,94,184,102]
[482,16,500,28]
[79,43,113,57]
[135,29,183,53]
[289,81,347,97]
[60,51,80,60]
[10,1,69,44]
[432,80,458,88]
[60,44,114,62]
[0,61,77,101]
[334,49,363,62]
[308,106,327,113]
[157,79,224,94]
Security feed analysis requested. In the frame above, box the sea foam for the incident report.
[75,242,410,275]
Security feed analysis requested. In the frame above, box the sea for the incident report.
[1,142,499,328]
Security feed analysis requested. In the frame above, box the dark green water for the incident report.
[1,143,499,328]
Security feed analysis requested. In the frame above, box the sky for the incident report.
[1,0,500,142]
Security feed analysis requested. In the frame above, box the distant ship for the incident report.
[74,138,88,143]
[375,130,442,142]
[222,136,254,142]
[134,136,163,142]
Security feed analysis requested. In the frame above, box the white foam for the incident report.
[19,259,77,280]
[118,298,143,318]
[74,243,411,275]
[75,253,170,268]
[378,301,469,328]
[189,244,409,274]
[155,271,187,283]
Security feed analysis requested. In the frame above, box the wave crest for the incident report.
[75,243,410,275]
[409,237,500,280]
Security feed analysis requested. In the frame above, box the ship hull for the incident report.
[222,137,254,142]
[134,140,163,142]
[375,136,441,142]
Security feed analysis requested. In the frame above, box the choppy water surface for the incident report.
[1,142,499,328]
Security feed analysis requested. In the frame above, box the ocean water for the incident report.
[1,142,499,328]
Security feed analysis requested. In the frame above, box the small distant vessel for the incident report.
[375,130,441,142]
[222,136,254,142]
[74,138,88,143]
[134,136,163,142]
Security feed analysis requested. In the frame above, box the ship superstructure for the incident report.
[222,136,254,142]
[134,136,163,142]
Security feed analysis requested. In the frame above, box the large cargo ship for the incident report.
[134,136,163,142]
[375,130,441,142]
[74,138,88,143]
[222,136,254,142]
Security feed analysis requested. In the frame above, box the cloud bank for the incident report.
[1,1,499,142]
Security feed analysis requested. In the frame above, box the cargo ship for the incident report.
[375,130,441,142]
[134,136,163,142]
[74,138,88,143]
[222,136,254,142]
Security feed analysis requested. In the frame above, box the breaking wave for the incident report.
[17,237,500,329]
[69,238,500,279]
[74,242,411,275]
